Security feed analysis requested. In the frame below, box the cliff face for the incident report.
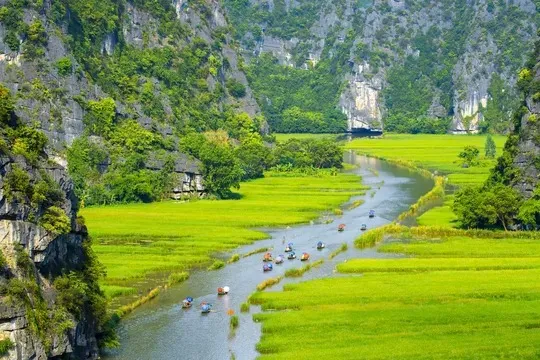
[490,35,540,198]
[225,0,538,132]
[0,98,103,358]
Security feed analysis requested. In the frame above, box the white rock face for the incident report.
[339,63,383,131]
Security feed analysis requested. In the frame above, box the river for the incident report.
[102,152,433,360]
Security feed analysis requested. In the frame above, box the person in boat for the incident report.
[263,252,273,261]
[275,255,284,264]
[301,252,310,261]
[369,210,375,218]
[338,224,345,232]
[201,302,212,313]
[285,242,293,252]
[361,223,367,231]
[182,299,191,308]
[317,241,325,249]
[287,251,296,259]
[263,263,273,271]
[218,286,230,295]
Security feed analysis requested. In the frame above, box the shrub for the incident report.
[0,338,14,355]
[226,79,246,98]
[39,206,71,235]
[207,260,225,270]
[55,57,73,76]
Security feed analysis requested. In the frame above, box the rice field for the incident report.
[344,133,507,186]
[251,230,540,359]
[81,171,366,305]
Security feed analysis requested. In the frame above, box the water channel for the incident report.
[103,152,434,360]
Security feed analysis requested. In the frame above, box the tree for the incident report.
[487,184,521,231]
[485,134,496,158]
[198,140,243,198]
[84,98,116,137]
[458,146,480,166]
[0,84,14,124]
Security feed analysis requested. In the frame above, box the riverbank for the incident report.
[81,170,367,307]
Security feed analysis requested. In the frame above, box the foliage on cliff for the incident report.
[453,35,540,229]
[224,0,538,133]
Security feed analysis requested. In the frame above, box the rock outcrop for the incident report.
[0,151,100,359]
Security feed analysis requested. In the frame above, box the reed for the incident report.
[284,259,324,277]
[328,243,348,259]
[242,247,271,258]
[207,260,225,271]
[227,254,240,264]
[240,302,250,313]
[167,272,189,286]
[256,276,283,291]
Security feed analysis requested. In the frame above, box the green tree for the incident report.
[458,146,480,166]
[84,98,116,137]
[485,134,496,158]
[0,84,14,124]
[198,140,243,198]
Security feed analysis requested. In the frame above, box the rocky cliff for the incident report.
[491,34,540,198]
[225,0,539,133]
[0,86,106,358]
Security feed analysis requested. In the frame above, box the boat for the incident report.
[300,252,310,261]
[287,252,296,260]
[369,210,375,218]
[217,286,230,295]
[263,263,273,272]
[263,252,273,262]
[275,255,284,264]
[338,224,346,232]
[285,242,294,252]
[182,298,192,308]
[201,302,212,314]
[316,241,325,250]
[361,224,367,231]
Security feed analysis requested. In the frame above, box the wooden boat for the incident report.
[263,252,273,262]
[287,252,296,260]
[275,255,284,264]
[300,252,310,261]
[338,224,346,232]
[369,210,375,218]
[217,286,230,295]
[182,299,192,308]
[361,224,367,231]
[201,302,212,313]
[263,263,273,272]
[285,243,293,252]
[316,241,325,250]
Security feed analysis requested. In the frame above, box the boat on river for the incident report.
[316,241,325,250]
[201,302,212,313]
[338,224,346,232]
[182,297,193,308]
[369,210,375,218]
[217,286,230,295]
[285,242,294,252]
[263,263,273,272]
[300,252,310,261]
[275,255,284,264]
[263,252,273,262]
[287,251,296,260]
[361,224,367,231]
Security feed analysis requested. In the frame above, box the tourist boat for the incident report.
[201,302,212,314]
[275,255,284,264]
[182,297,193,308]
[285,242,294,252]
[316,241,325,250]
[287,252,296,260]
[369,210,375,218]
[263,252,273,262]
[338,224,346,232]
[263,263,273,272]
[300,252,310,261]
[361,224,367,231]
[217,286,230,295]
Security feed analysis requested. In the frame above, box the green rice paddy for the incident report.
[251,231,540,359]
[344,133,507,186]
[81,171,366,305]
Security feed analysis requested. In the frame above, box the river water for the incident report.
[102,152,433,360]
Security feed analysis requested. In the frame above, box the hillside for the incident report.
[0,0,265,204]
[224,0,539,133]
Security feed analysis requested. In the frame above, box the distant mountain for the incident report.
[224,0,539,133]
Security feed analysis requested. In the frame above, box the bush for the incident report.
[55,57,73,76]
[226,79,246,98]
[0,339,14,355]
[207,260,225,270]
[39,206,71,235]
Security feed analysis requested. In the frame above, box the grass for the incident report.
[256,276,283,291]
[81,171,365,305]
[283,259,324,277]
[328,243,348,259]
[416,195,458,227]
[208,260,225,271]
[240,302,250,313]
[251,228,540,359]
[227,254,241,263]
[345,133,507,187]
[167,272,189,286]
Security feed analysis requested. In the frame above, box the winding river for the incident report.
[103,152,433,360]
